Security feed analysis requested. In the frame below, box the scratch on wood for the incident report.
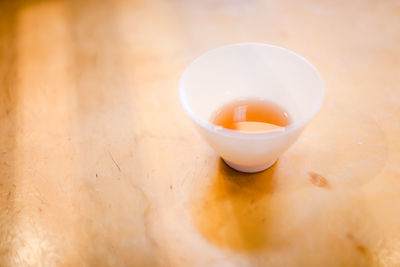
[346,232,368,255]
[109,151,121,172]
[131,184,159,248]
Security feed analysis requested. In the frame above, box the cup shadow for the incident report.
[192,158,279,252]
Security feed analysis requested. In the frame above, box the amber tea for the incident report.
[211,99,291,133]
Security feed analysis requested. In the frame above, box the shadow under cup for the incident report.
[179,43,324,173]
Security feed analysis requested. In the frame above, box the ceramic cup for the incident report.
[179,43,324,173]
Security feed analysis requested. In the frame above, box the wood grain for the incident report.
[0,0,399,266]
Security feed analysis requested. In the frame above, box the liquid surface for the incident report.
[211,99,291,133]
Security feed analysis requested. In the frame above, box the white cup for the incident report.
[179,43,324,173]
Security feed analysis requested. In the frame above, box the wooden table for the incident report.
[0,0,399,266]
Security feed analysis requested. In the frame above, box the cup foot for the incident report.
[223,159,276,173]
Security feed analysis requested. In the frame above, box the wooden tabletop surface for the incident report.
[0,0,399,266]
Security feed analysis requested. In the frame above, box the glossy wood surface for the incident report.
[0,0,399,266]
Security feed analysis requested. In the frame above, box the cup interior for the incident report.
[179,43,324,133]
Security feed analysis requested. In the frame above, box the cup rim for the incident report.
[179,42,324,139]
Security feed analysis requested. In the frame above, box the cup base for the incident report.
[223,159,276,173]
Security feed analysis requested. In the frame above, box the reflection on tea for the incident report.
[211,99,291,133]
